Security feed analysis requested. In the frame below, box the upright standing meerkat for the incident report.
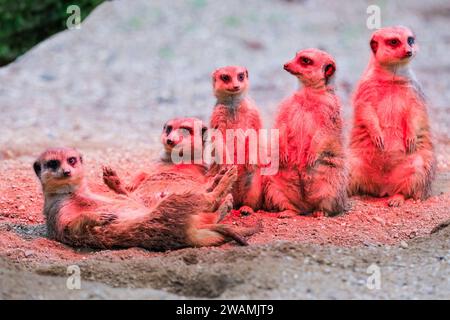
[33,147,258,250]
[103,118,217,205]
[209,66,263,216]
[264,49,348,217]
[348,26,435,206]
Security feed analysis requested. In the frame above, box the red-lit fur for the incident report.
[263,49,348,217]
[348,26,436,207]
[209,66,263,215]
[103,118,252,222]
[103,118,211,207]
[34,148,258,250]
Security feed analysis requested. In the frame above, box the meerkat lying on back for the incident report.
[264,49,348,217]
[209,66,263,216]
[103,117,241,221]
[348,26,436,207]
[34,147,258,250]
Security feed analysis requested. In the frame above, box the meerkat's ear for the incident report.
[79,155,83,164]
[324,64,336,80]
[201,125,208,144]
[211,70,218,85]
[370,37,378,54]
[163,120,173,133]
[33,161,41,178]
[245,68,249,79]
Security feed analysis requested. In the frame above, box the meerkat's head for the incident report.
[33,148,85,194]
[284,48,336,88]
[161,118,207,162]
[370,26,417,66]
[212,66,249,99]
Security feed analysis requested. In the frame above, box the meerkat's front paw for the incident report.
[102,166,117,178]
[312,211,325,218]
[102,166,128,195]
[99,213,118,225]
[206,167,229,192]
[306,152,318,167]
[239,206,255,216]
[388,194,405,207]
[405,136,417,153]
[372,134,385,151]
[277,210,298,219]
[222,166,238,184]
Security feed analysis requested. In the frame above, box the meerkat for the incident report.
[103,118,215,205]
[263,48,348,217]
[348,26,435,207]
[33,147,259,250]
[209,65,263,216]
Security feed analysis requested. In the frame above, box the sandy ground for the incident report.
[0,0,449,299]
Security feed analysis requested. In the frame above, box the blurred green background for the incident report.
[0,0,104,66]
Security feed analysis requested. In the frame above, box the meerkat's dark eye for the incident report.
[220,74,231,83]
[46,160,60,170]
[299,56,313,66]
[237,73,245,82]
[68,157,77,166]
[165,125,173,134]
[407,37,415,46]
[387,38,400,47]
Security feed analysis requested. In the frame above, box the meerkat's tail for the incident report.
[209,225,249,246]
[209,220,263,246]
[189,216,263,247]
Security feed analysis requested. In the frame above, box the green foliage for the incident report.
[0,0,104,66]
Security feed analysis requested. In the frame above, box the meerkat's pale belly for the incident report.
[287,109,315,165]
[376,93,408,152]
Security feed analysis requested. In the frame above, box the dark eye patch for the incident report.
[386,38,400,47]
[45,159,60,170]
[165,125,173,134]
[237,73,245,82]
[68,157,77,166]
[407,36,415,46]
[220,74,231,83]
[299,56,313,66]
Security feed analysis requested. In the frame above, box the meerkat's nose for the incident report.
[167,139,175,146]
[405,51,413,57]
[233,85,240,90]
[283,63,289,70]
[63,170,71,177]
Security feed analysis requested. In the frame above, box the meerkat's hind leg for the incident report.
[347,153,376,196]
[102,166,128,195]
[206,167,229,192]
[216,194,234,222]
[239,169,263,216]
[205,166,238,211]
